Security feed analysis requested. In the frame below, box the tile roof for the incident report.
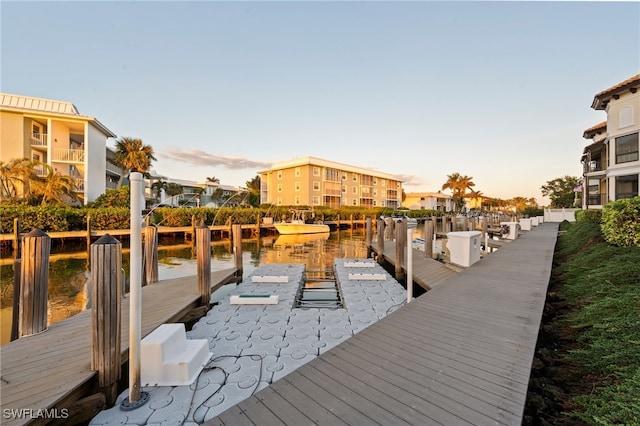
[582,121,607,139]
[591,74,640,110]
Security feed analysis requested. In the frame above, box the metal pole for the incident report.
[407,226,414,303]
[122,172,149,410]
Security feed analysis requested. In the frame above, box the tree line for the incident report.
[1,136,581,211]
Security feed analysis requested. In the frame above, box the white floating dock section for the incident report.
[251,275,289,283]
[230,294,279,305]
[140,323,211,387]
[344,261,376,268]
[348,273,387,280]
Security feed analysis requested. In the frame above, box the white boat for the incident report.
[274,210,330,235]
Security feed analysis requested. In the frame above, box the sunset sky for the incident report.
[2,1,639,205]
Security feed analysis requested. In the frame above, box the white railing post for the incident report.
[407,226,414,303]
[121,172,150,410]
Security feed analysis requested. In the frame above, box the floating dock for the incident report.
[90,260,408,424]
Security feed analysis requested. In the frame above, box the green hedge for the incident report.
[601,197,640,247]
[574,208,603,224]
[0,205,444,234]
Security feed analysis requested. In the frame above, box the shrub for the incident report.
[601,197,640,247]
[574,209,603,224]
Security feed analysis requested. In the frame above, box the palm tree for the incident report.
[442,173,476,213]
[31,164,78,205]
[0,158,39,202]
[245,175,261,207]
[113,137,157,187]
[150,180,167,202]
[165,182,183,206]
[206,176,220,184]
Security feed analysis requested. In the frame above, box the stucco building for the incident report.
[259,156,403,208]
[403,191,453,212]
[581,74,640,209]
[0,93,117,204]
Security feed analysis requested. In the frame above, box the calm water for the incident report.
[1,228,420,345]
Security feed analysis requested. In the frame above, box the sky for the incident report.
[2,1,639,206]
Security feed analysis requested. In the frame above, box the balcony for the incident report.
[74,179,85,192]
[33,165,46,177]
[586,160,603,173]
[30,133,47,146]
[106,162,123,176]
[53,148,84,163]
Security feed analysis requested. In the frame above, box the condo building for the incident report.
[259,156,403,208]
[581,74,640,208]
[0,93,118,204]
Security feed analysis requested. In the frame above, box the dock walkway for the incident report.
[205,222,558,425]
[0,268,238,426]
[369,241,460,290]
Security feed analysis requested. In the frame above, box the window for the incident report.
[342,185,347,193]
[313,167,320,176]
[295,196,300,205]
[277,197,282,205]
[312,196,319,205]
[295,167,300,177]
[325,168,339,182]
[382,180,386,187]
[277,171,282,179]
[352,174,358,182]
[277,184,282,193]
[352,199,357,206]
[32,122,43,137]
[615,175,638,200]
[616,132,639,164]
[620,106,633,128]
[295,182,300,191]
[352,187,357,194]
[313,181,320,191]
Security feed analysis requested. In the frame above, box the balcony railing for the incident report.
[53,148,84,163]
[106,162,123,175]
[74,179,85,192]
[586,160,603,173]
[33,165,46,177]
[106,181,119,190]
[30,133,47,146]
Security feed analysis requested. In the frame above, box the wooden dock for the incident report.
[369,242,460,290]
[0,268,238,426]
[205,223,559,425]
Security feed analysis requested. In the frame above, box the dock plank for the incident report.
[0,268,238,426]
[206,223,558,425]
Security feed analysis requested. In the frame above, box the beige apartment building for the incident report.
[259,156,403,208]
[0,93,118,204]
[581,74,640,209]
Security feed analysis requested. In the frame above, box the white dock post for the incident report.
[407,226,414,303]
[122,172,149,409]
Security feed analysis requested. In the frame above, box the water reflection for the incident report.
[1,229,377,345]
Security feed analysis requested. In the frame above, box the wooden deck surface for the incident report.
[205,223,559,425]
[0,268,238,426]
[370,242,460,290]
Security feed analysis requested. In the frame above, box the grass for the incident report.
[553,220,640,424]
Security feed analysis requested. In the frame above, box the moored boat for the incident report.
[275,210,330,234]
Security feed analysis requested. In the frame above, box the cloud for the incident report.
[159,149,272,170]
[395,174,424,187]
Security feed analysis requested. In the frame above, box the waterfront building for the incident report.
[0,93,117,204]
[581,74,640,209]
[258,156,403,208]
[403,191,453,212]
